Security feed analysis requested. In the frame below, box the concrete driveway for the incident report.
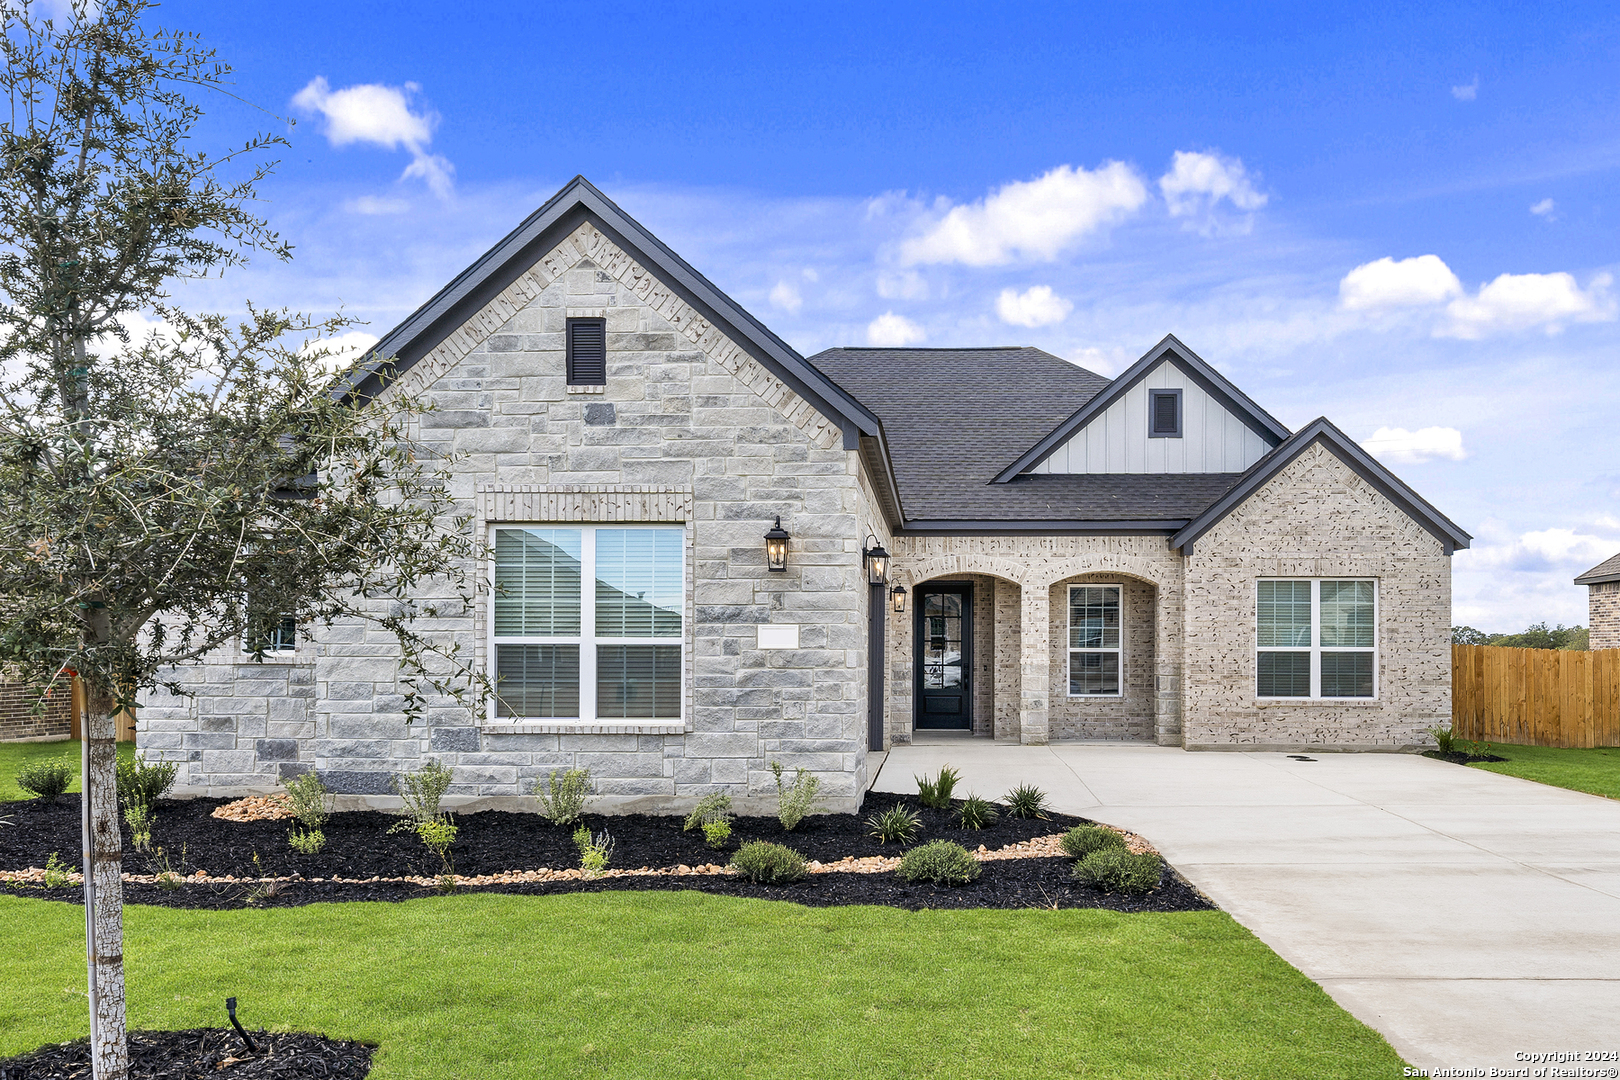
[872,740,1620,1073]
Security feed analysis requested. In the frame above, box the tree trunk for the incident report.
[83,685,128,1078]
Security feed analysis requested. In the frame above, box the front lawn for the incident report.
[0,892,1404,1079]
[0,739,135,802]
[1468,743,1620,799]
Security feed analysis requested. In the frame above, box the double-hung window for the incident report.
[1068,584,1122,696]
[1256,579,1377,699]
[492,525,683,721]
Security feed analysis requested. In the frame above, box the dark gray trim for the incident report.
[899,519,1190,536]
[1148,387,1183,439]
[1576,571,1620,586]
[868,582,885,752]
[333,176,883,448]
[1170,417,1472,554]
[992,334,1292,482]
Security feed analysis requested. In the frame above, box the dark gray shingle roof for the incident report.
[1576,551,1620,585]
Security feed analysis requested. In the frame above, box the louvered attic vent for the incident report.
[567,318,607,385]
[1149,388,1182,438]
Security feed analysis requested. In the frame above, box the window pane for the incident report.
[494,644,580,717]
[1257,651,1311,697]
[1321,652,1375,697]
[1321,580,1375,648]
[1069,586,1121,650]
[494,529,582,636]
[1257,580,1312,647]
[595,529,683,638]
[597,644,682,719]
[1069,651,1120,695]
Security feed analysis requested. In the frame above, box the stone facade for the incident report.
[1590,582,1620,651]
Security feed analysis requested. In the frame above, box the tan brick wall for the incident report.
[1590,582,1620,651]
[0,681,72,742]
[1048,575,1156,741]
[1182,442,1452,749]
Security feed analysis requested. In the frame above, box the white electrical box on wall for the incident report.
[757,624,800,650]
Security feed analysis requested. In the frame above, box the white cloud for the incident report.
[996,285,1073,328]
[1452,76,1479,101]
[1441,271,1615,339]
[876,270,929,300]
[898,163,1148,266]
[1158,150,1267,233]
[768,280,802,314]
[1339,255,1464,311]
[1360,426,1467,463]
[866,312,926,347]
[302,330,380,375]
[292,77,455,199]
[343,195,412,216]
[1530,198,1557,219]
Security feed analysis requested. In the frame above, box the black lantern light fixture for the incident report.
[862,534,890,586]
[764,517,791,572]
[890,584,908,614]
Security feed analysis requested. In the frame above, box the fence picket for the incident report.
[1451,643,1619,748]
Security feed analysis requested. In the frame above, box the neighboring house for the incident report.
[137,177,1471,812]
[1576,552,1620,650]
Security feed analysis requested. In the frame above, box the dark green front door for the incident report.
[915,583,972,730]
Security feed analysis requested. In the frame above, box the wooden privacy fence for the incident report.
[1452,643,1620,748]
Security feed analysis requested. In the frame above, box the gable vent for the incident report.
[1149,389,1182,438]
[567,318,607,385]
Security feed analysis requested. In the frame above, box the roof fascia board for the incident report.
[856,432,908,531]
[1170,417,1473,554]
[991,334,1292,483]
[1575,570,1620,586]
[898,519,1189,536]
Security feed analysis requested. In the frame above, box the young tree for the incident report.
[0,4,483,1074]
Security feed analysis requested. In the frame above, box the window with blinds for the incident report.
[566,318,606,385]
[1256,579,1377,699]
[1068,584,1123,696]
[491,525,683,721]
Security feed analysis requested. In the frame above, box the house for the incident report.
[137,176,1471,813]
[1576,552,1620,650]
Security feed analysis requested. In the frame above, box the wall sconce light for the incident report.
[764,517,790,572]
[890,584,907,614]
[862,534,890,585]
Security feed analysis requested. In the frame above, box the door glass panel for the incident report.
[920,591,964,690]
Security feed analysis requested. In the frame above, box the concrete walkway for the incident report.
[873,741,1620,1072]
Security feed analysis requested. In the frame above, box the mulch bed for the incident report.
[0,1028,374,1079]
[1423,750,1509,764]
[0,794,1213,913]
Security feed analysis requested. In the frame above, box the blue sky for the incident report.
[158,0,1620,631]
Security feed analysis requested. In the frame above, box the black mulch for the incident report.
[0,794,1213,913]
[0,1028,374,1079]
[1423,750,1509,764]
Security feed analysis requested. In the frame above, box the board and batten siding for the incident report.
[1028,359,1273,474]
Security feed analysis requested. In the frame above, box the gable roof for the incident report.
[1576,552,1620,586]
[332,175,882,450]
[991,334,1292,483]
[1169,417,1473,555]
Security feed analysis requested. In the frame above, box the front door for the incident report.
[915,583,972,730]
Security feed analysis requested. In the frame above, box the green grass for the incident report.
[0,892,1403,1078]
[0,740,136,802]
[1468,743,1620,799]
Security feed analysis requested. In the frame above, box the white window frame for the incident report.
[488,523,685,722]
[1255,578,1378,701]
[241,611,298,659]
[1067,583,1124,698]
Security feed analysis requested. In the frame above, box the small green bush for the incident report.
[866,803,922,845]
[573,825,614,877]
[288,828,325,855]
[770,761,821,831]
[391,760,453,832]
[534,767,592,825]
[283,771,330,831]
[1060,825,1126,859]
[956,794,999,830]
[1072,849,1163,896]
[702,820,732,849]
[16,757,73,803]
[729,840,807,883]
[896,840,981,885]
[116,754,177,810]
[124,801,154,853]
[41,851,72,889]
[915,766,960,809]
[1003,783,1050,820]
[683,791,733,832]
[1428,726,1456,754]
[416,817,458,874]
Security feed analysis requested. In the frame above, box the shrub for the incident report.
[866,804,922,845]
[1428,726,1456,754]
[116,754,177,810]
[702,820,732,849]
[391,760,453,831]
[16,757,73,803]
[416,817,458,874]
[1072,849,1163,896]
[41,851,72,889]
[915,766,960,809]
[729,840,807,883]
[283,771,330,831]
[896,840,981,885]
[1003,783,1050,820]
[1060,825,1126,859]
[124,801,154,853]
[288,828,325,855]
[956,794,999,830]
[573,824,614,877]
[534,767,592,825]
[770,761,821,831]
[683,791,733,833]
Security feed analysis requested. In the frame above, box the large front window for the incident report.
[1256,579,1376,699]
[1068,584,1122,696]
[492,525,683,720]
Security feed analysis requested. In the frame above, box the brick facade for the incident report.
[1590,582,1620,651]
[0,680,72,742]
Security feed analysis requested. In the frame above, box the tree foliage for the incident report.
[1450,623,1589,651]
